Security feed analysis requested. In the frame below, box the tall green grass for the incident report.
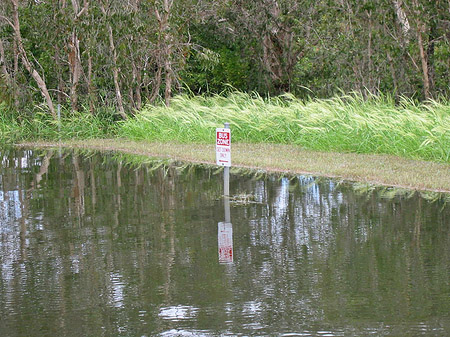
[118,92,450,163]
[2,92,449,163]
[0,104,117,143]
[0,102,23,142]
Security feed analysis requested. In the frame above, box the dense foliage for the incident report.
[1,0,450,118]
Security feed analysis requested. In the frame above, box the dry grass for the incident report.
[17,139,450,193]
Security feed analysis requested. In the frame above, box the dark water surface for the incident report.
[0,149,449,336]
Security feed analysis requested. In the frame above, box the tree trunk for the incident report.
[0,38,10,82]
[13,39,18,77]
[87,51,95,114]
[100,2,127,118]
[164,58,172,106]
[414,16,431,99]
[69,30,81,111]
[133,61,142,110]
[367,11,373,92]
[10,0,56,118]
[409,0,431,99]
[68,0,89,112]
[55,49,66,104]
[0,38,16,106]
[426,21,437,94]
[387,51,398,94]
[417,28,430,99]
[155,0,174,106]
[393,0,410,39]
[150,66,162,103]
[107,25,127,119]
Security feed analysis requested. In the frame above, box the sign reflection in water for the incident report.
[218,222,233,264]
[218,195,233,264]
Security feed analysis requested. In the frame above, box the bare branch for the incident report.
[0,15,15,30]
[76,1,89,19]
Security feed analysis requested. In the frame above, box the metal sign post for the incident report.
[216,123,231,196]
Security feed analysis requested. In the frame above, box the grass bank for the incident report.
[19,139,450,193]
[119,92,450,163]
[2,92,450,191]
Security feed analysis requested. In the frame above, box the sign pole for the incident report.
[216,122,231,196]
[223,122,230,197]
[217,123,233,264]
[224,191,231,223]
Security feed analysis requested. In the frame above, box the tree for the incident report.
[67,0,89,111]
[1,0,56,117]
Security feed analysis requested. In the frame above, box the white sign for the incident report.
[218,222,233,264]
[216,128,231,167]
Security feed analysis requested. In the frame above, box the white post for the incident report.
[224,193,231,223]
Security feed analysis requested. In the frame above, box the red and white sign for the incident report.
[218,222,233,264]
[216,128,231,167]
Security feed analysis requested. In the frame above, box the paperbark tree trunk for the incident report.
[87,51,95,114]
[68,30,81,111]
[107,24,127,119]
[150,66,162,103]
[100,2,127,119]
[164,57,172,106]
[133,61,142,110]
[261,1,305,93]
[0,38,16,106]
[13,39,18,77]
[426,21,437,94]
[412,0,431,99]
[155,0,174,106]
[68,0,89,112]
[0,38,10,82]
[10,0,56,118]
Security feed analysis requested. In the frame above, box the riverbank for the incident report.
[17,139,450,193]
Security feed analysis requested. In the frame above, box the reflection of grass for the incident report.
[228,194,259,205]
[119,92,450,163]
[351,183,450,203]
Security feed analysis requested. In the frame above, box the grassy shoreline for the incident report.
[17,139,450,193]
[4,92,450,192]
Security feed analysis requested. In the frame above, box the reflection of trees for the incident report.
[229,175,450,333]
[0,149,449,336]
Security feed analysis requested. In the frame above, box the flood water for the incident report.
[0,149,449,336]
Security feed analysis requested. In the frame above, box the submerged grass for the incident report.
[119,92,450,163]
[44,146,450,203]
[20,139,450,193]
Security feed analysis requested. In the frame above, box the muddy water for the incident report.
[0,149,449,336]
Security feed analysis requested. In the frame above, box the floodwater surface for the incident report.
[0,149,449,336]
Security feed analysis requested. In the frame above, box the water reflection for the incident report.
[218,222,233,264]
[0,148,449,337]
[218,196,233,264]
